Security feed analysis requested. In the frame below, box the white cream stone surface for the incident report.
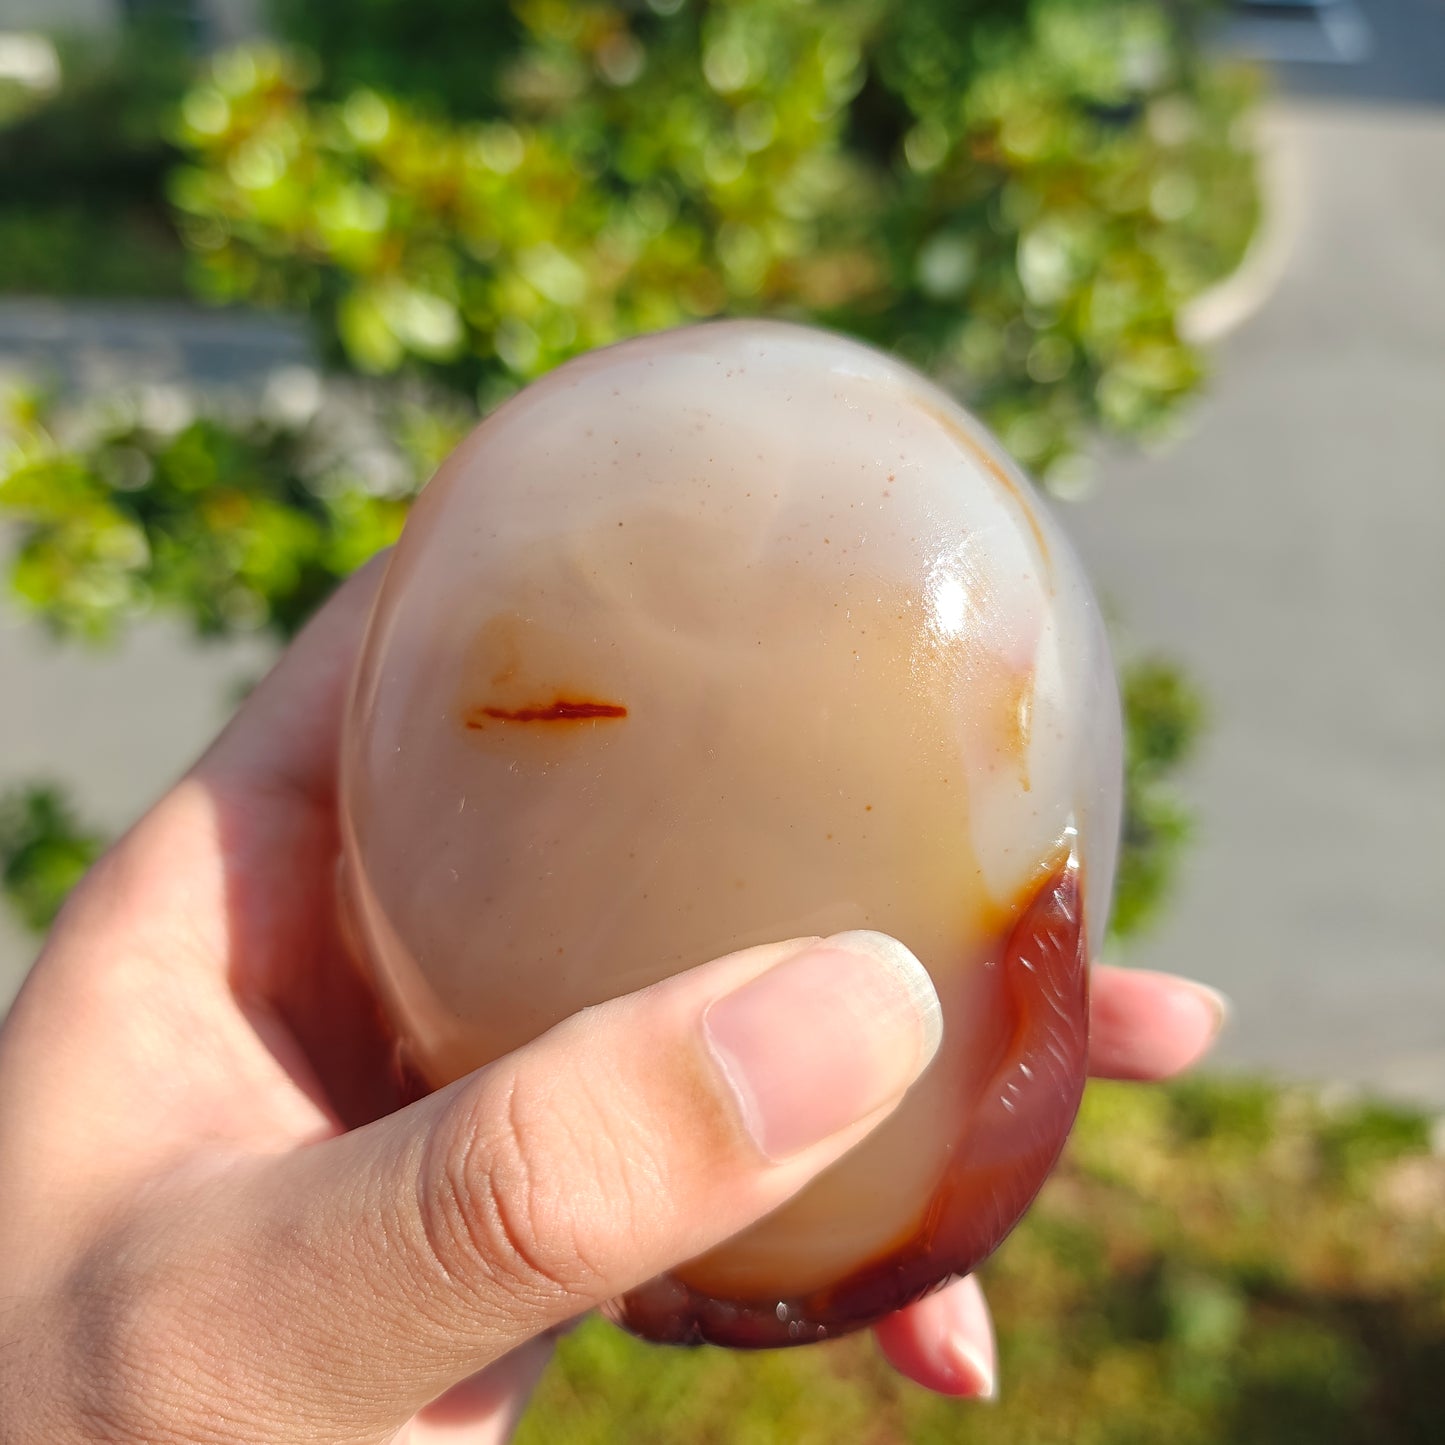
[340,320,1120,1309]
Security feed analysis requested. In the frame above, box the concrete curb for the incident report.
[1181,103,1305,345]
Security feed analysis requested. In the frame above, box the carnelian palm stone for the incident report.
[340,320,1122,1349]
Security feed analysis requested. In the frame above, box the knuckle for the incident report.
[417,1073,652,1312]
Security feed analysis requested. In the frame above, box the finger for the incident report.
[34,549,391,977]
[139,930,943,1441]
[195,548,392,810]
[13,553,399,1134]
[1088,966,1229,1081]
[873,1274,996,1400]
[399,1335,556,1444]
[185,548,402,1122]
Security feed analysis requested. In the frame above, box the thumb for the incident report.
[162,929,941,1441]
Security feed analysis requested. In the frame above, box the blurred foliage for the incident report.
[0,40,56,131]
[0,21,192,296]
[1114,657,1206,939]
[0,0,1250,933]
[0,378,1198,942]
[171,0,1259,477]
[265,0,521,119]
[0,785,104,932]
[0,205,187,298]
[0,379,462,641]
[516,1078,1445,1444]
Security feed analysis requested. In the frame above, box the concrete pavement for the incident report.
[1067,100,1445,1104]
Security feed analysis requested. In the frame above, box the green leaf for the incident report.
[0,784,107,932]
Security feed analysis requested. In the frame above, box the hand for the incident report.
[0,559,1226,1443]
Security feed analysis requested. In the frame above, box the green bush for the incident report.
[0,1,1242,939]
[0,382,430,642]
[0,785,103,931]
[266,0,520,119]
[0,21,192,296]
[171,0,1258,476]
[1112,658,1206,938]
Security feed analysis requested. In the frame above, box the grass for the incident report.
[518,1077,1445,1444]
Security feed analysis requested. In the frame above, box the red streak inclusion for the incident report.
[464,699,629,726]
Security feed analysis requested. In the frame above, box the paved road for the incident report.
[2,101,1442,1109]
[1066,100,1445,1105]
[0,300,310,394]
[0,0,263,44]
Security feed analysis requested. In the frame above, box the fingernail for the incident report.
[946,1338,997,1402]
[1183,980,1232,1040]
[703,931,943,1162]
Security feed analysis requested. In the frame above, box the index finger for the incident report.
[1088,965,1229,1080]
[195,550,392,812]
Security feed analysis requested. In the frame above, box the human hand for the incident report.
[0,559,1226,1443]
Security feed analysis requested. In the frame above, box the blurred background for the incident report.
[0,1,1441,1440]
